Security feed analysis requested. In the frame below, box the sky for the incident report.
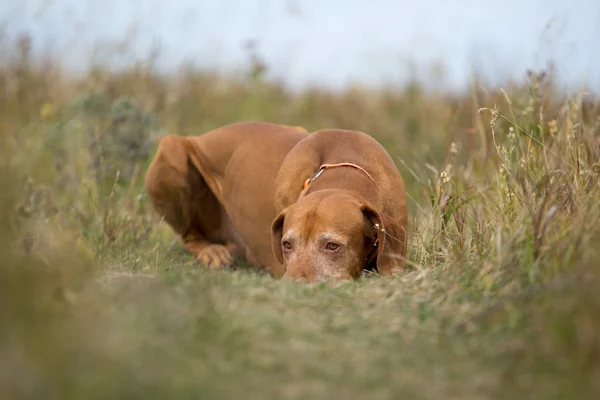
[2,0,600,91]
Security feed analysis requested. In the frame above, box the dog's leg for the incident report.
[145,135,240,268]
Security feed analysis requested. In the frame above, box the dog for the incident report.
[144,121,407,281]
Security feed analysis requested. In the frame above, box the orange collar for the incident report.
[303,163,376,190]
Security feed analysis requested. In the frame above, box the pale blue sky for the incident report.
[2,0,600,91]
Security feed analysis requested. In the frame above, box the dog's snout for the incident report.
[283,264,312,281]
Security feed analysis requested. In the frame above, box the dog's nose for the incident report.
[283,274,308,282]
[282,266,310,282]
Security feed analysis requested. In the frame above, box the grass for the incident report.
[2,39,600,399]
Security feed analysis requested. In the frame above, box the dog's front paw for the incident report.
[196,244,234,268]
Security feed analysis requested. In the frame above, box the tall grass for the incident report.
[1,37,600,398]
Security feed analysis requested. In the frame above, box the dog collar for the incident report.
[303,163,376,189]
[366,237,379,260]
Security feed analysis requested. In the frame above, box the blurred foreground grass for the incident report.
[1,41,600,399]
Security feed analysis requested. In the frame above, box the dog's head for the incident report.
[271,189,387,282]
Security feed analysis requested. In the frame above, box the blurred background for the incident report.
[3,0,600,92]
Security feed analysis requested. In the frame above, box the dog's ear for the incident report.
[360,203,386,271]
[271,209,287,264]
[361,203,407,274]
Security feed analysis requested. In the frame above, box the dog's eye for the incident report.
[325,242,340,251]
[282,240,292,251]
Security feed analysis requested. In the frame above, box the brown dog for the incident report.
[144,121,407,281]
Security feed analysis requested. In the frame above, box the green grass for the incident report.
[1,42,600,399]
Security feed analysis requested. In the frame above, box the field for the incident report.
[2,40,600,399]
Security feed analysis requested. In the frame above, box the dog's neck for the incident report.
[299,165,380,205]
[303,163,375,189]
